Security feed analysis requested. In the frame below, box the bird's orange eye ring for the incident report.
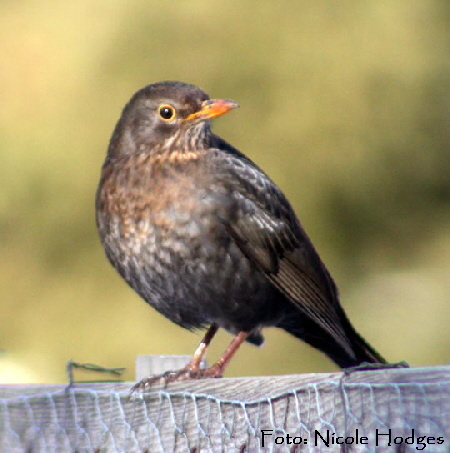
[158,104,176,121]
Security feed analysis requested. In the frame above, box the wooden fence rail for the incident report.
[1,365,449,452]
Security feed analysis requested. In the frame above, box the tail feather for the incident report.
[347,328,386,366]
[279,309,386,368]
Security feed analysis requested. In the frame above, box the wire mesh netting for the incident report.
[1,366,449,452]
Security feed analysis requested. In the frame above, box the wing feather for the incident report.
[210,145,355,358]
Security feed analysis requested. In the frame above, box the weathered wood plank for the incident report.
[1,366,449,452]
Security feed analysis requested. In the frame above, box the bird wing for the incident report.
[210,145,354,357]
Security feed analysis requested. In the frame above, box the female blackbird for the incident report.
[96,81,385,385]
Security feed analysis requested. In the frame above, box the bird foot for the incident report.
[131,366,223,392]
[344,361,410,375]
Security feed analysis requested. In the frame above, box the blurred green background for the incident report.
[1,1,450,384]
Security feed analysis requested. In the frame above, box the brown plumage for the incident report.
[96,81,385,385]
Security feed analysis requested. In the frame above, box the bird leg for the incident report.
[131,327,249,391]
[201,331,249,378]
[164,329,249,380]
[131,323,219,391]
[185,323,219,372]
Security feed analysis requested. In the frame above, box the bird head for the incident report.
[108,81,239,158]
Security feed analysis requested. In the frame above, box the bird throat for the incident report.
[148,122,210,163]
[172,122,210,151]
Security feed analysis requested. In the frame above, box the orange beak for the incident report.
[186,99,239,121]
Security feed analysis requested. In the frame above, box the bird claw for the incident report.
[130,366,223,393]
[344,361,410,375]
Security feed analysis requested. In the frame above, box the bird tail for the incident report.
[279,310,386,368]
[344,326,386,367]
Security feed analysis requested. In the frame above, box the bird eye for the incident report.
[158,104,176,121]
